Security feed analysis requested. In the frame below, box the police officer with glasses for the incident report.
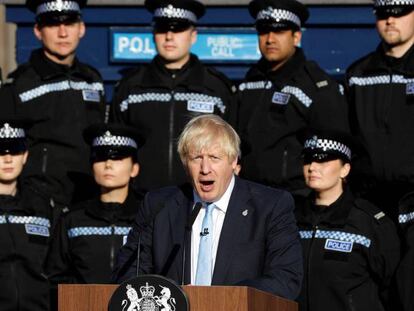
[294,131,400,311]
[0,119,54,311]
[1,0,106,207]
[110,0,236,192]
[232,0,349,194]
[345,0,414,221]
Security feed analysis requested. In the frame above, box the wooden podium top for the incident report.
[58,284,297,311]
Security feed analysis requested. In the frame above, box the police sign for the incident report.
[111,28,261,63]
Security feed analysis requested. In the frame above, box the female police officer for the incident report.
[44,124,145,286]
[294,131,400,311]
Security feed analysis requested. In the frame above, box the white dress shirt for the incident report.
[190,175,235,284]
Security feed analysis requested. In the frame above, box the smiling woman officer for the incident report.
[294,130,400,311]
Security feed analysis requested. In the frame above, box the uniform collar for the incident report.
[29,48,89,81]
[364,42,414,74]
[295,187,354,228]
[0,181,37,215]
[142,53,206,89]
[246,47,306,83]
[85,192,141,223]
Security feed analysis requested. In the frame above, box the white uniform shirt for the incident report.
[190,175,235,284]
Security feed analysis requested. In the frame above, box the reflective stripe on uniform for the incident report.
[399,211,414,224]
[348,75,414,87]
[120,93,172,112]
[67,226,132,238]
[299,229,371,248]
[19,81,104,103]
[281,86,312,107]
[120,92,226,114]
[0,215,50,227]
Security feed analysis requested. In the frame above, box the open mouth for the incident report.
[199,180,214,191]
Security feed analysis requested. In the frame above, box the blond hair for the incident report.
[177,114,240,164]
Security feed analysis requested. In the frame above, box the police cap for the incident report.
[302,130,353,164]
[26,0,87,25]
[0,120,29,155]
[145,0,205,33]
[83,123,145,163]
[374,0,414,19]
[249,0,309,33]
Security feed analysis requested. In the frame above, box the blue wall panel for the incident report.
[6,5,380,100]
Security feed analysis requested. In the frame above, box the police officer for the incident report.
[0,120,54,311]
[295,131,400,311]
[44,123,144,286]
[110,0,236,191]
[1,0,106,206]
[345,1,414,221]
[233,0,348,194]
[396,193,414,311]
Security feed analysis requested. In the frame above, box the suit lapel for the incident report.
[212,178,254,284]
[166,185,194,284]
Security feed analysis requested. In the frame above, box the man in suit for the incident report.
[114,114,303,299]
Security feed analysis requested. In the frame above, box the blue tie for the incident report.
[195,203,215,285]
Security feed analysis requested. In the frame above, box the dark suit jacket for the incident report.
[114,177,303,300]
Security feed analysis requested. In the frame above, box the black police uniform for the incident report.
[346,43,414,220]
[1,0,106,206]
[110,0,236,191]
[396,192,414,311]
[296,131,400,311]
[295,190,400,311]
[233,0,349,193]
[45,192,143,284]
[44,122,145,285]
[236,49,349,192]
[0,181,54,311]
[0,120,54,311]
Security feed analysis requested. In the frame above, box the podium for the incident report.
[58,284,298,311]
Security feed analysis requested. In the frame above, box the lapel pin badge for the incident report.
[242,209,248,216]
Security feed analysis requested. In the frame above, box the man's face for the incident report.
[258,29,301,70]
[376,11,414,48]
[185,141,237,203]
[34,21,85,65]
[92,157,139,191]
[0,151,28,183]
[154,27,197,69]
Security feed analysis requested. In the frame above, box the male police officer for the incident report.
[110,0,236,191]
[233,0,348,194]
[345,0,414,220]
[1,0,106,206]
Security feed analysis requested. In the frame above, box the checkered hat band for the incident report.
[375,0,414,6]
[299,229,371,248]
[304,137,351,160]
[154,6,197,23]
[0,124,25,139]
[93,135,137,149]
[399,211,414,224]
[256,8,301,28]
[36,1,80,15]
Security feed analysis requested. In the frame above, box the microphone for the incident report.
[181,202,203,285]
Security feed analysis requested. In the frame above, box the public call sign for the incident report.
[110,28,261,63]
